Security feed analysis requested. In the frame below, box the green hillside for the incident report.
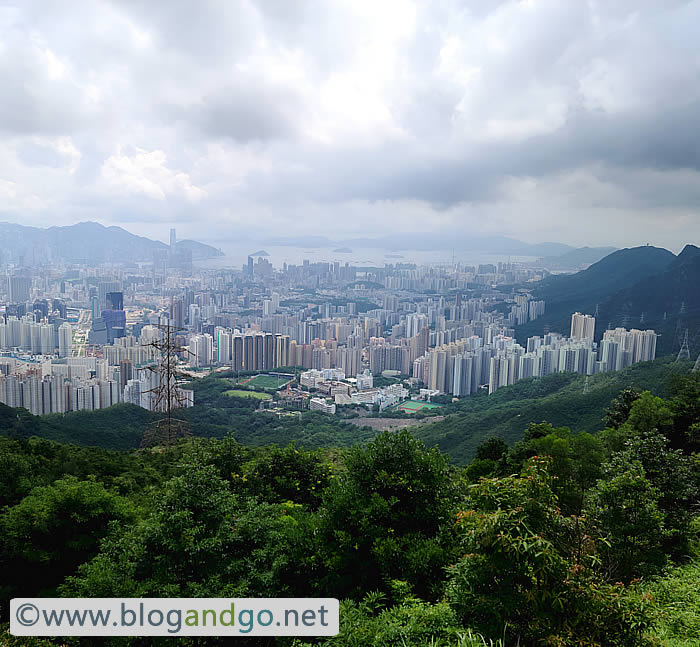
[517,245,700,357]
[516,245,676,340]
[413,357,692,464]
[594,244,700,356]
[0,368,698,646]
[1,358,692,467]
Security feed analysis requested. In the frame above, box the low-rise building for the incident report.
[309,397,337,415]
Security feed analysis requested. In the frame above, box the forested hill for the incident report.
[594,244,700,355]
[0,221,222,264]
[515,245,676,341]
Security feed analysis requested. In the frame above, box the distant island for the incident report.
[249,250,270,257]
[333,247,353,253]
[385,253,404,259]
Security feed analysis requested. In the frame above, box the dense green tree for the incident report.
[603,386,642,430]
[62,463,304,599]
[0,477,132,599]
[598,427,699,558]
[506,423,604,514]
[235,443,334,508]
[586,459,667,581]
[317,430,462,600]
[627,391,673,435]
[666,372,700,453]
[447,457,655,646]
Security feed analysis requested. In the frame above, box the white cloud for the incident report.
[0,0,699,248]
[101,148,206,202]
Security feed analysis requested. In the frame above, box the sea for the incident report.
[194,244,536,271]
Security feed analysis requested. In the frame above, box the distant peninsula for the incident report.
[249,250,270,257]
[333,247,353,253]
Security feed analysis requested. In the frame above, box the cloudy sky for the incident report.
[1,0,699,251]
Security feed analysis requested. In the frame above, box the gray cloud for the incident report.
[0,0,699,250]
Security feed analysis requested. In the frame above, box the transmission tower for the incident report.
[594,303,599,318]
[141,324,193,448]
[693,352,700,373]
[583,376,589,394]
[640,312,645,325]
[676,329,690,362]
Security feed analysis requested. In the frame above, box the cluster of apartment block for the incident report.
[413,314,656,397]
[0,327,194,415]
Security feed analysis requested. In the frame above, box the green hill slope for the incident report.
[412,357,691,464]
[517,245,676,339]
[594,244,700,356]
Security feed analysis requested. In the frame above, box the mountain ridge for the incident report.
[515,244,700,356]
[0,221,222,264]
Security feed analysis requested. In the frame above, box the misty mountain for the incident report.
[263,233,574,257]
[0,221,222,264]
[533,246,618,271]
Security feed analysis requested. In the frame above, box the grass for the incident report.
[396,401,444,413]
[223,389,272,400]
[642,560,700,645]
[238,374,293,390]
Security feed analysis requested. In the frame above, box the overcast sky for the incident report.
[1,0,699,251]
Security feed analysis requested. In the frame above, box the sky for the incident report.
[0,0,699,252]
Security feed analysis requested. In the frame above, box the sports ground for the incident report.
[237,373,293,390]
[224,389,272,400]
[394,400,444,413]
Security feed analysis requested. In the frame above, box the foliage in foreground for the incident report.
[0,371,698,646]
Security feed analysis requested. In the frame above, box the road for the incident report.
[72,309,91,357]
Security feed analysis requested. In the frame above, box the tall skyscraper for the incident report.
[106,291,123,311]
[90,296,101,320]
[98,281,121,309]
[9,276,32,303]
[58,322,73,358]
[570,312,596,342]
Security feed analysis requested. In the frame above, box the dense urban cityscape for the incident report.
[0,228,658,418]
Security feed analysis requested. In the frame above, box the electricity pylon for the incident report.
[693,352,700,373]
[676,329,690,362]
[141,324,193,448]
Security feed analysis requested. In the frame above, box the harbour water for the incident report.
[195,244,536,270]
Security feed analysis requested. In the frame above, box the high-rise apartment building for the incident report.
[570,312,596,342]
[9,276,32,303]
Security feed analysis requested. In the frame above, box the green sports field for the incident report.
[395,400,444,413]
[224,389,272,400]
[237,374,293,390]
